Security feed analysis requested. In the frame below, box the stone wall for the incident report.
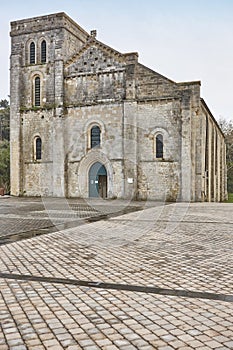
[20,109,53,196]
[136,64,178,100]
[64,103,125,198]
[64,41,126,105]
[136,100,181,201]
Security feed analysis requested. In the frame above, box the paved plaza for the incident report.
[0,197,233,349]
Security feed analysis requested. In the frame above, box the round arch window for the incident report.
[91,125,101,148]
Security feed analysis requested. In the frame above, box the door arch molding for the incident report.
[76,150,113,198]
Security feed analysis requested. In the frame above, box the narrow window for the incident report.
[156,134,163,158]
[34,77,41,106]
[91,126,101,148]
[35,137,42,160]
[41,40,47,63]
[30,42,35,64]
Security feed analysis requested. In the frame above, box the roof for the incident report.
[201,98,225,138]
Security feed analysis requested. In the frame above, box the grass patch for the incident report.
[225,193,233,203]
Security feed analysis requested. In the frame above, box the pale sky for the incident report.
[1,0,233,120]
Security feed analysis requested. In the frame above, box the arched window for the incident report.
[35,137,42,160]
[41,40,47,63]
[156,134,163,158]
[30,42,36,64]
[91,126,101,148]
[34,77,41,106]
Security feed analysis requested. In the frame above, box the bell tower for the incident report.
[10,13,89,196]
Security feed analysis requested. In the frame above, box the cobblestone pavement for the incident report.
[0,197,233,349]
[0,197,147,244]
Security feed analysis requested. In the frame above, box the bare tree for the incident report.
[219,118,233,193]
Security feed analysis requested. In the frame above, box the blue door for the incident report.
[89,162,107,198]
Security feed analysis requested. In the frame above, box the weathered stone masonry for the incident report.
[10,12,227,201]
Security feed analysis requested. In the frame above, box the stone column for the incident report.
[222,141,228,201]
[194,111,204,202]
[207,121,213,202]
[123,57,138,199]
[10,53,22,196]
[52,58,65,197]
[216,131,220,202]
[213,128,216,201]
[122,101,138,199]
[200,114,207,201]
[180,92,192,202]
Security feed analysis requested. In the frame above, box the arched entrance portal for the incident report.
[89,162,107,198]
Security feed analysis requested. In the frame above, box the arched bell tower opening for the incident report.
[89,162,107,198]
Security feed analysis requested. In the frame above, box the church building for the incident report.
[10,12,227,201]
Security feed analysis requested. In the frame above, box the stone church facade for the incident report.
[10,12,227,202]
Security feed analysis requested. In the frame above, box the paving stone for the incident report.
[101,345,119,350]
[213,335,230,343]
[204,340,223,348]
[6,339,24,347]
[95,339,113,347]
[0,200,233,350]
[223,341,233,348]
